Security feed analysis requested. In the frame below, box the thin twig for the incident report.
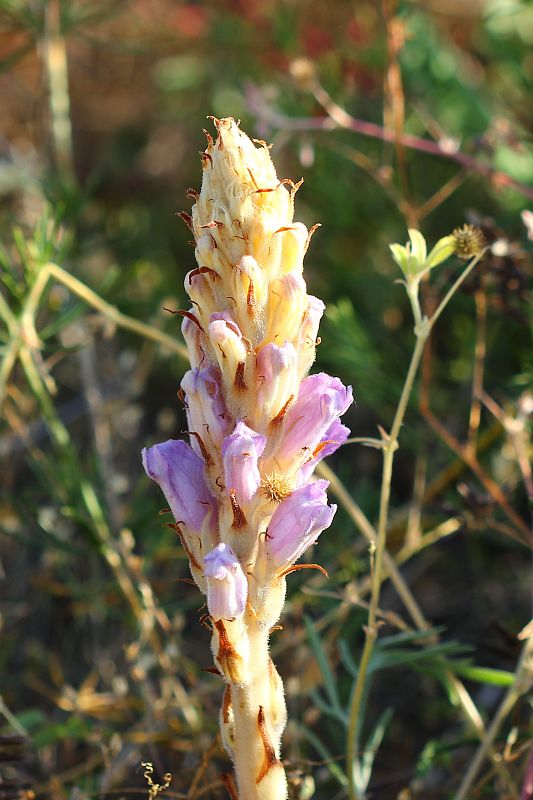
[43,0,75,178]
[0,261,188,413]
[466,288,487,457]
[43,263,189,360]
[454,636,533,800]
[246,85,533,201]
[479,390,533,501]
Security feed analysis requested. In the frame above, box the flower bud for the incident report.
[204,543,248,620]
[255,341,298,422]
[208,312,248,382]
[296,295,325,376]
[222,420,266,504]
[181,365,233,451]
[266,480,336,567]
[279,222,308,275]
[266,271,308,345]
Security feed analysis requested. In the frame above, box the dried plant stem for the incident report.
[38,263,189,360]
[13,333,199,729]
[317,460,429,631]
[467,288,487,456]
[43,0,75,178]
[247,86,533,201]
[454,636,533,800]
[0,261,188,410]
[479,391,533,501]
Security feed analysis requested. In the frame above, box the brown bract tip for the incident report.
[256,705,282,784]
[214,619,242,682]
[229,490,247,529]
[269,395,294,428]
[234,362,248,392]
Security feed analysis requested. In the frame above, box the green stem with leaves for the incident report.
[346,251,484,800]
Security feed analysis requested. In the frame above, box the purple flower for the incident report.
[204,543,248,620]
[277,373,353,466]
[266,480,336,567]
[181,365,233,450]
[142,439,213,531]
[222,421,266,504]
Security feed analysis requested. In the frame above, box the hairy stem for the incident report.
[215,587,288,799]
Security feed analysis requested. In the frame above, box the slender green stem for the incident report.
[346,252,483,800]
[346,334,427,799]
[0,290,18,331]
[0,338,21,409]
[430,250,485,329]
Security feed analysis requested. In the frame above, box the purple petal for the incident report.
[204,543,248,620]
[278,373,353,464]
[222,420,266,504]
[266,480,336,567]
[142,439,213,531]
[297,419,351,484]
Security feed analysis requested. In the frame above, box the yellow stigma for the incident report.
[453,224,486,259]
[260,472,293,504]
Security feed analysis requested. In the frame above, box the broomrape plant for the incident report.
[142,117,352,799]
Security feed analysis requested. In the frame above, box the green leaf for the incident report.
[298,724,348,788]
[304,616,342,714]
[378,627,446,648]
[426,235,456,270]
[452,664,515,687]
[369,640,471,673]
[408,229,427,266]
[357,708,393,791]
[339,639,358,679]
[389,242,408,273]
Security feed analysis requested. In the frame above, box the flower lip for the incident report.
[266,479,337,568]
[275,373,353,467]
[142,439,213,532]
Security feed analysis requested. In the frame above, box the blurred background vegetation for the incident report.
[0,1,531,798]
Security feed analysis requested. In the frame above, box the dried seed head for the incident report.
[453,224,486,259]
